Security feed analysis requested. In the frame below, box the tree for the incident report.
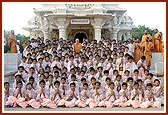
[15,34,30,46]
[132,25,159,41]
[4,30,30,45]
[4,30,10,52]
[4,30,30,53]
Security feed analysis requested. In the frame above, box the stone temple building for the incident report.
[23,3,137,42]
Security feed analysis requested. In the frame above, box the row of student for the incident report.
[21,46,146,73]
[22,36,159,73]
[13,62,158,90]
[4,77,163,109]
[21,38,145,69]
[19,52,146,77]
[11,71,155,93]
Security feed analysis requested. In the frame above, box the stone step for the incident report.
[4,64,18,72]
[4,53,22,65]
[4,75,15,88]
[4,71,17,77]
[151,53,163,70]
[4,53,22,73]
[149,69,155,74]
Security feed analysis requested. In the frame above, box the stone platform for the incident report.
[150,53,164,77]
[151,53,163,70]
[4,53,22,75]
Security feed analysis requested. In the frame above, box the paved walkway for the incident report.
[4,106,165,112]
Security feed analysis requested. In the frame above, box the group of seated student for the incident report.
[4,37,164,109]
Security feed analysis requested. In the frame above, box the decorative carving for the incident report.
[125,16,133,25]
[43,17,48,27]
[66,4,93,10]
[113,16,118,26]
[92,18,105,29]
[118,16,122,25]
[55,18,69,29]
[103,17,113,27]
[28,16,41,28]
[119,16,126,25]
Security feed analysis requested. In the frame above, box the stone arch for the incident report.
[74,30,88,43]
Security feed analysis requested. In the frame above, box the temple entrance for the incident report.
[67,23,94,42]
[74,32,87,43]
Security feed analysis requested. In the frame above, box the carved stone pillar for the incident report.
[92,18,105,42]
[30,31,35,39]
[42,30,49,41]
[117,31,122,41]
[94,27,102,42]
[127,31,131,39]
[55,18,67,40]
[39,31,44,38]
[109,29,113,40]
[111,28,119,42]
[58,26,66,40]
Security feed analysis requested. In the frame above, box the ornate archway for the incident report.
[74,31,88,43]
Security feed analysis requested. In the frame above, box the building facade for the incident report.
[23,3,137,42]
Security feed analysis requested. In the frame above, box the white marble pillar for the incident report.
[118,16,122,25]
[58,27,66,40]
[112,31,118,42]
[30,31,35,39]
[94,27,102,42]
[43,30,49,41]
[30,31,38,39]
[39,32,44,38]
[92,18,105,42]
[117,32,122,41]
[127,31,131,39]
[55,18,67,40]
[109,29,113,40]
